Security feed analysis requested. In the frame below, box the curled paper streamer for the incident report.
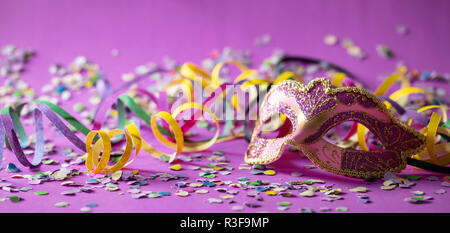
[0,101,88,168]
[82,61,296,173]
[85,123,141,174]
[0,58,294,173]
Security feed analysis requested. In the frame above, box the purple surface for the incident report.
[0,0,449,213]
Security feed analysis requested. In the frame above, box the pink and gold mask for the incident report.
[245,78,426,178]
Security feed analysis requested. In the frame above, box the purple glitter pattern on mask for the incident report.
[341,150,400,172]
[303,111,423,152]
[281,80,336,120]
[278,103,297,132]
[336,91,378,108]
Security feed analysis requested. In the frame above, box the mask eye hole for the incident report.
[324,121,386,150]
[257,113,293,139]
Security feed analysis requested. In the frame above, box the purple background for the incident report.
[0,0,449,213]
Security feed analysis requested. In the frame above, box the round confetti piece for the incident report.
[302,180,313,185]
[349,186,368,193]
[86,178,100,184]
[381,184,397,190]
[34,191,49,195]
[202,181,216,187]
[55,202,69,207]
[188,183,203,188]
[231,205,244,211]
[291,172,303,177]
[80,206,92,212]
[300,190,315,197]
[148,192,161,198]
[251,170,264,175]
[213,181,224,186]
[278,206,289,211]
[278,202,291,207]
[195,189,209,194]
[176,190,189,197]
[219,194,234,199]
[183,188,195,193]
[208,198,223,204]
[319,207,332,212]
[8,195,22,203]
[335,206,348,212]
[111,171,122,181]
[6,163,20,172]
[265,191,277,196]
[263,170,276,176]
[412,190,425,195]
[245,202,261,208]
[299,208,314,213]
[324,35,338,45]
[408,176,422,181]
[19,187,32,192]
[170,164,182,171]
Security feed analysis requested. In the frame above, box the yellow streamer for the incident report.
[425,112,441,164]
[331,73,346,87]
[85,124,142,174]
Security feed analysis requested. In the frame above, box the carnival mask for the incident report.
[245,78,426,178]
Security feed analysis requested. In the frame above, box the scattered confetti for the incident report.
[0,37,448,215]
